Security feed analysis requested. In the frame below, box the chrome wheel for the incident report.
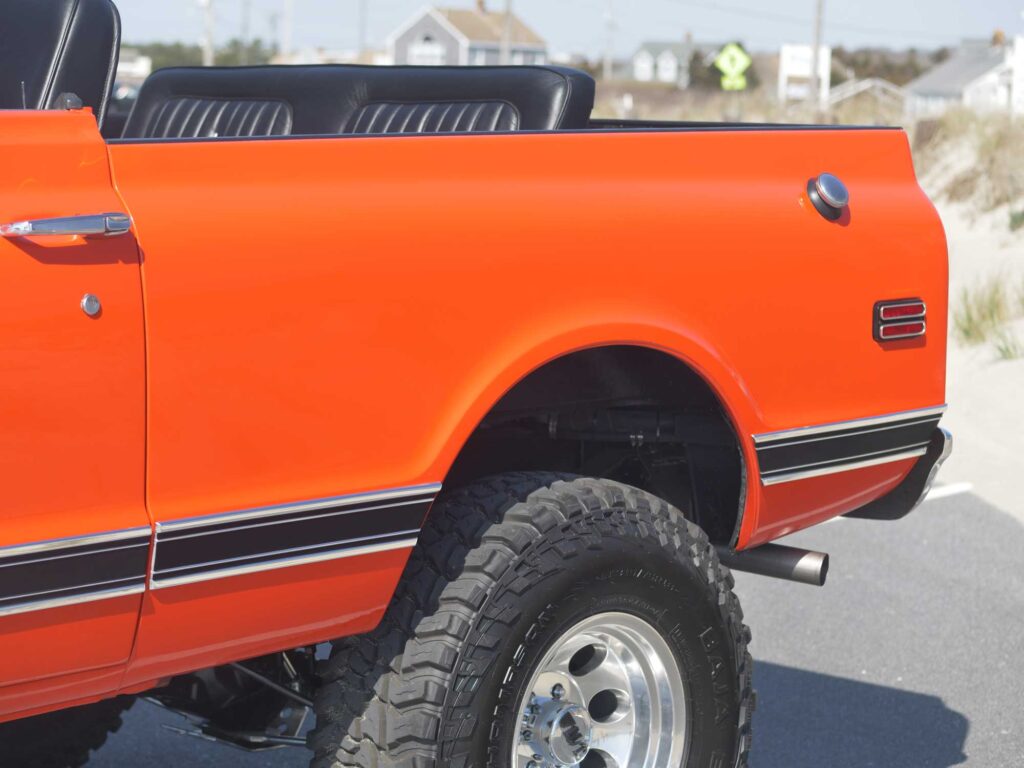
[512,612,688,768]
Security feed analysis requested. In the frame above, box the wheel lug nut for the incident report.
[551,683,565,699]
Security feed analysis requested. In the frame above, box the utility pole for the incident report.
[198,0,215,66]
[809,0,824,117]
[603,0,615,81]
[500,0,513,65]
[281,0,295,60]
[268,11,280,55]
[358,0,368,58]
[241,0,251,65]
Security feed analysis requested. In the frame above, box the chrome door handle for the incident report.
[0,212,132,238]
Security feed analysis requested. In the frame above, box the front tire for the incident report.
[310,473,753,768]
[0,696,133,768]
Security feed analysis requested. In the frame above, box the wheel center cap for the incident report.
[536,702,592,766]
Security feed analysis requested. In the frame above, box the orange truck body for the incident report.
[0,108,947,721]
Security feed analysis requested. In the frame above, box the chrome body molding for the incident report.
[155,483,442,533]
[0,526,151,559]
[0,484,444,616]
[754,406,946,486]
[150,483,442,589]
[0,584,146,619]
[753,405,946,445]
[151,536,421,590]
[0,527,151,617]
[760,447,930,486]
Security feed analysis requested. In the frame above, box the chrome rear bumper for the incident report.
[845,427,953,521]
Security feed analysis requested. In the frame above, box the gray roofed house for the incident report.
[906,39,1015,116]
[387,3,547,67]
[631,39,720,88]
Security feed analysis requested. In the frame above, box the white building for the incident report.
[271,48,392,66]
[631,40,724,88]
[115,48,152,87]
[777,44,832,105]
[906,37,1024,117]
[632,41,693,86]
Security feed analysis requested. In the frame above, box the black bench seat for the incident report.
[120,65,595,140]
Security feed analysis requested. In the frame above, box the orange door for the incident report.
[0,111,149,717]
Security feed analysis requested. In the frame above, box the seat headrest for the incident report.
[0,0,121,124]
[121,64,596,140]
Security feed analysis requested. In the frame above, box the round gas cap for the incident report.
[81,294,102,317]
[814,173,849,209]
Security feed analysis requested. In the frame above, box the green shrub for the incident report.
[953,279,1011,344]
[994,328,1024,360]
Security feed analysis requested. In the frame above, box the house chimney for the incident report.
[476,0,486,12]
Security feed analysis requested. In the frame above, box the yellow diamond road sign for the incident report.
[714,43,752,91]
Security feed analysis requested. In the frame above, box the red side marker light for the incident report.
[879,301,926,321]
[874,299,927,342]
[878,321,926,340]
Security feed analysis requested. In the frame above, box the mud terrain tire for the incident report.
[0,696,133,767]
[310,473,753,768]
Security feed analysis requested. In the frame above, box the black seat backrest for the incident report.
[120,66,315,140]
[0,0,120,124]
[120,65,595,140]
[334,66,595,134]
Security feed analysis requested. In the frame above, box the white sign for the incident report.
[778,44,832,105]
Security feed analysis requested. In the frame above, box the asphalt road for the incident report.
[90,492,1024,767]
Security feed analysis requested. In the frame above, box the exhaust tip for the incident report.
[716,543,830,587]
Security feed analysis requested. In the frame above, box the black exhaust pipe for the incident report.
[715,543,829,587]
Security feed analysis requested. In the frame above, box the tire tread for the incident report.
[310,472,753,768]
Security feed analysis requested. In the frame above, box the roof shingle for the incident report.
[906,40,1008,98]
[436,7,545,47]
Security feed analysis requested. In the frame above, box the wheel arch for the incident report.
[429,328,759,546]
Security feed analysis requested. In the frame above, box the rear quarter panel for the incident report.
[108,126,945,676]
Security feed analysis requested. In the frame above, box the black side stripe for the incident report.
[151,485,440,589]
[0,532,150,616]
[755,409,944,486]
[0,486,442,615]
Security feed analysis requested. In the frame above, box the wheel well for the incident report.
[443,345,745,545]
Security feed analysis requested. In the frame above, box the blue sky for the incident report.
[115,0,1024,55]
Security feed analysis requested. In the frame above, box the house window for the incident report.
[473,48,487,66]
[409,35,446,66]
[656,51,678,83]
[512,51,525,65]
